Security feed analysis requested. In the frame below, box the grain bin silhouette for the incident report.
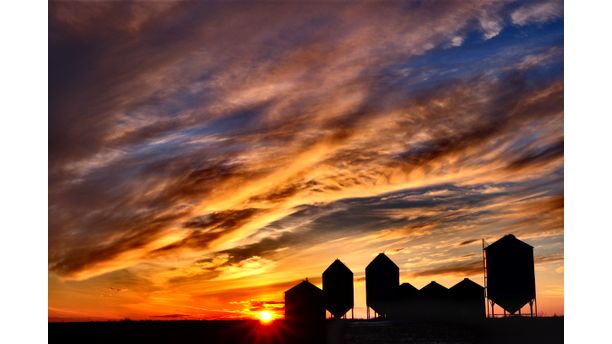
[484,234,536,316]
[365,253,399,318]
[418,281,450,320]
[398,282,419,300]
[387,282,419,320]
[284,279,325,322]
[322,259,354,319]
[449,278,485,320]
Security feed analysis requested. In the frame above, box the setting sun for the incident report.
[259,311,273,324]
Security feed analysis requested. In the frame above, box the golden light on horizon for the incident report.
[259,311,273,324]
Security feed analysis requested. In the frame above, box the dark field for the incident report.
[49,317,563,344]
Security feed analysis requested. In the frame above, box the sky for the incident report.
[49,0,563,321]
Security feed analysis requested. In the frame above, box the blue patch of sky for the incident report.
[128,100,270,159]
[386,19,563,92]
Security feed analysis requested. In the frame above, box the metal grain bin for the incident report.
[284,279,325,322]
[449,278,485,320]
[322,259,354,318]
[387,282,419,320]
[485,234,536,315]
[365,253,399,317]
[418,281,449,320]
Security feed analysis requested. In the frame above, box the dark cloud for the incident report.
[459,239,480,246]
[536,254,564,264]
[151,314,189,319]
[212,180,560,270]
[50,211,189,277]
[245,300,285,312]
[413,260,483,278]
[193,277,322,302]
[413,252,564,279]
[508,140,564,170]
[152,208,263,254]
[393,74,563,172]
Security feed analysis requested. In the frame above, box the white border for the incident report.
[0,1,48,343]
[565,0,612,342]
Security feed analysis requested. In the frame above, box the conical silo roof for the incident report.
[366,253,399,272]
[449,278,483,299]
[419,281,448,298]
[398,282,418,298]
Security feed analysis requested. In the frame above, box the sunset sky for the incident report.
[49,0,563,321]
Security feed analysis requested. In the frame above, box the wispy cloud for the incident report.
[511,0,563,26]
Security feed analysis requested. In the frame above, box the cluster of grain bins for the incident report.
[284,259,355,323]
[284,234,535,322]
[368,256,484,322]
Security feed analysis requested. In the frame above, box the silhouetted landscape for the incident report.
[49,317,563,344]
[50,235,562,343]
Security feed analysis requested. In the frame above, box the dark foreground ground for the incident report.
[49,317,563,344]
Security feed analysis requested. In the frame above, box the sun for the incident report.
[259,311,273,324]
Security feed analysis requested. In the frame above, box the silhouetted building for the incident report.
[418,281,450,320]
[387,282,419,320]
[365,253,399,318]
[485,234,536,316]
[449,278,485,320]
[398,282,419,299]
[284,279,325,322]
[322,259,354,319]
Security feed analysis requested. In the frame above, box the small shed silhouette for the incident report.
[449,278,485,320]
[365,253,399,318]
[485,234,536,316]
[284,279,325,322]
[322,259,354,319]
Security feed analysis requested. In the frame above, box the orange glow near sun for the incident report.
[259,311,273,324]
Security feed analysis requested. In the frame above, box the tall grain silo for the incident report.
[284,279,325,322]
[365,253,399,319]
[449,278,485,320]
[322,259,354,319]
[484,234,536,317]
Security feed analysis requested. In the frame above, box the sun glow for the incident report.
[259,311,273,324]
